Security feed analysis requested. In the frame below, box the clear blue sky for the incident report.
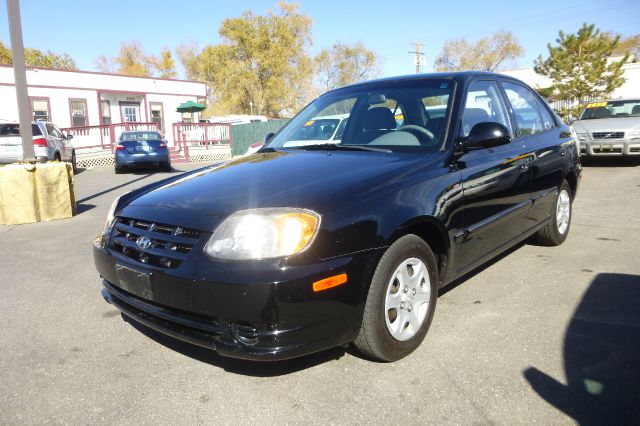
[1,0,638,78]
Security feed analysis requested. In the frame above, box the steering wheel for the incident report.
[397,125,434,141]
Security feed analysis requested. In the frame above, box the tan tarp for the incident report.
[0,162,76,225]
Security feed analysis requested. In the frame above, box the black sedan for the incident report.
[94,72,581,362]
[114,131,171,174]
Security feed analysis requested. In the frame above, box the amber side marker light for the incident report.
[312,273,348,292]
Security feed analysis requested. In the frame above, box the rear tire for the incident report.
[354,234,438,362]
[114,167,122,174]
[533,180,572,246]
[54,152,61,162]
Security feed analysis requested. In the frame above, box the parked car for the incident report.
[95,72,581,362]
[571,99,640,157]
[0,120,76,172]
[114,131,171,174]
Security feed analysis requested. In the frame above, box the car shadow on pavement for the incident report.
[124,316,347,376]
[523,273,640,425]
[76,173,153,204]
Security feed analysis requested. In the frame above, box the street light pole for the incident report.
[6,0,36,161]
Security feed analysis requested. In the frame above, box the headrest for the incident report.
[363,107,397,131]
[463,108,490,122]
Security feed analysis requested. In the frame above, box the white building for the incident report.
[0,65,207,148]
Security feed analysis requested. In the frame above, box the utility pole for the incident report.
[409,41,425,74]
[6,0,35,161]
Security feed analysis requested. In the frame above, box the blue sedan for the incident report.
[114,131,171,174]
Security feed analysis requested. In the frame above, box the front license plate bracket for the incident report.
[115,264,153,299]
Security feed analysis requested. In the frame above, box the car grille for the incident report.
[592,132,624,139]
[109,217,203,269]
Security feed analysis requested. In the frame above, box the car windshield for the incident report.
[578,100,640,120]
[266,79,454,153]
[121,131,162,141]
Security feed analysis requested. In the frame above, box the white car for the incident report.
[0,121,76,171]
[572,99,640,157]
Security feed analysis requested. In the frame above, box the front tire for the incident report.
[533,180,572,246]
[71,151,77,174]
[354,234,438,362]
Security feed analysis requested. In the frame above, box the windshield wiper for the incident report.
[293,143,391,153]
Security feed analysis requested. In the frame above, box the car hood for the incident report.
[573,118,640,134]
[125,150,423,223]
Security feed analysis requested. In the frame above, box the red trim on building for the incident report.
[0,82,205,98]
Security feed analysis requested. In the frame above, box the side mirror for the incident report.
[66,134,74,140]
[567,116,576,125]
[464,122,511,150]
[263,132,275,144]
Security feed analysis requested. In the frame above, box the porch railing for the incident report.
[60,122,160,151]
[172,122,232,159]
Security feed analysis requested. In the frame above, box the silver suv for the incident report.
[572,99,640,157]
[0,120,76,171]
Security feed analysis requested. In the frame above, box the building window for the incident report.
[150,102,164,130]
[101,100,111,125]
[69,98,88,127]
[30,97,51,121]
[119,102,141,123]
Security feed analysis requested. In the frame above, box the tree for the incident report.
[94,55,116,73]
[0,41,13,64]
[195,2,314,117]
[535,23,628,110]
[434,30,523,72]
[0,40,77,70]
[113,41,152,77]
[176,42,201,80]
[315,42,380,91]
[151,48,177,79]
[609,34,640,61]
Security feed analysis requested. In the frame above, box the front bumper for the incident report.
[580,139,640,157]
[94,239,381,361]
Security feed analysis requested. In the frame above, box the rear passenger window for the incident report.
[535,97,556,131]
[502,82,543,136]
[461,80,512,137]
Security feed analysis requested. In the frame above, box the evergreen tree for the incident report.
[535,23,628,109]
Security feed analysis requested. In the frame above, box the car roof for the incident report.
[323,71,525,95]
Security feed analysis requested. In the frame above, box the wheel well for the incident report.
[54,151,61,160]
[395,220,449,280]
[565,171,577,198]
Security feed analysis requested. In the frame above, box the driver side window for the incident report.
[461,80,512,137]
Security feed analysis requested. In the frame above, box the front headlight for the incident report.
[103,195,122,235]
[204,208,320,260]
[628,130,640,140]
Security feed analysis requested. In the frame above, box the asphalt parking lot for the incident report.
[1,159,639,425]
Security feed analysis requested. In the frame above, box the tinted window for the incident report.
[0,124,43,137]
[461,80,512,137]
[120,132,162,141]
[535,97,556,131]
[502,82,543,136]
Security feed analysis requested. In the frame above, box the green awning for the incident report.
[176,100,206,113]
